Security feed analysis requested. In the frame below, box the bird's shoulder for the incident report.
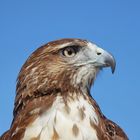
[89,97,128,140]
[102,118,128,140]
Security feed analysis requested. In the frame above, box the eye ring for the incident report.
[62,47,77,57]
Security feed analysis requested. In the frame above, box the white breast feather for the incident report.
[22,96,99,140]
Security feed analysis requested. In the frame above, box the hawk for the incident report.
[1,38,128,140]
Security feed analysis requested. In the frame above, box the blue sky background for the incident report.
[0,0,139,139]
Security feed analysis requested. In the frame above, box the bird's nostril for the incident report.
[97,52,102,55]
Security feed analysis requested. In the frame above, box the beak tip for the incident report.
[111,58,116,74]
[111,66,115,74]
[111,57,116,74]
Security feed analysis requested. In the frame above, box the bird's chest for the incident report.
[22,96,99,140]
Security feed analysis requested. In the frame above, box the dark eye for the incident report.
[62,46,79,57]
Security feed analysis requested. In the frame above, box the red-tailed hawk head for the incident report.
[15,38,115,116]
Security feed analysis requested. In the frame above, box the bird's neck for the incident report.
[13,84,93,118]
[14,65,98,117]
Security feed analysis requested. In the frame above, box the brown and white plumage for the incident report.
[1,38,128,140]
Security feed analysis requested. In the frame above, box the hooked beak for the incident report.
[87,43,116,73]
[100,50,116,73]
[104,53,116,73]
